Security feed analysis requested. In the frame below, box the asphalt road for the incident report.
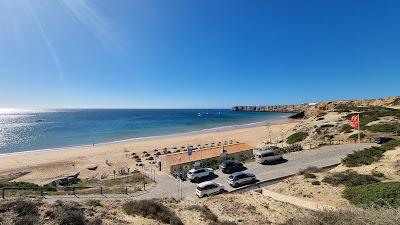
[43,143,372,202]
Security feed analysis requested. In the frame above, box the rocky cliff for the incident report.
[232,96,400,118]
[231,104,310,113]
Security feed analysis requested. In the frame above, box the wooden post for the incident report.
[40,187,44,197]
[73,187,76,196]
[2,188,5,199]
[143,178,146,191]
[125,186,128,195]
[100,186,103,195]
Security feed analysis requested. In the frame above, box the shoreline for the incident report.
[0,117,292,157]
[0,118,299,185]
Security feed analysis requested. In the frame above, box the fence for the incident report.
[1,168,156,199]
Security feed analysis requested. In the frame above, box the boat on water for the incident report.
[197,113,202,117]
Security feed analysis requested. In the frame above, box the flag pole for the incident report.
[358,113,361,143]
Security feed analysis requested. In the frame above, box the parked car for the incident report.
[228,172,256,188]
[219,160,244,173]
[196,181,224,198]
[187,168,213,182]
[374,136,395,144]
[255,149,283,164]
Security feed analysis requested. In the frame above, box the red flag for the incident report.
[350,114,359,129]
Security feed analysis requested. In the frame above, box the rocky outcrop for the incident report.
[232,104,309,113]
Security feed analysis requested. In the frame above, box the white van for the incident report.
[255,149,282,164]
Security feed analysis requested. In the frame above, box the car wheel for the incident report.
[203,194,208,198]
[233,183,239,188]
[252,178,256,183]
[192,177,199,182]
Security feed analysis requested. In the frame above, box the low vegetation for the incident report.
[0,200,40,225]
[299,167,322,179]
[287,132,308,144]
[341,124,353,133]
[278,144,303,154]
[342,182,400,208]
[342,140,400,167]
[367,123,400,133]
[0,181,39,188]
[349,132,366,140]
[186,205,236,225]
[122,200,183,225]
[280,207,400,225]
[322,170,379,187]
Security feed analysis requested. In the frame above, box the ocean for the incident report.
[0,109,291,154]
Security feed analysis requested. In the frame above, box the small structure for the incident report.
[50,172,80,187]
[157,143,254,174]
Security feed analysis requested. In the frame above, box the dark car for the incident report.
[219,160,244,173]
[374,137,395,144]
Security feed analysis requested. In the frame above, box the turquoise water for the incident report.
[0,109,290,154]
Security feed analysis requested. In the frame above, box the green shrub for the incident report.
[322,170,379,187]
[341,124,353,133]
[371,170,385,177]
[123,200,183,225]
[311,181,321,185]
[349,133,366,140]
[342,182,400,208]
[342,147,385,167]
[367,123,400,133]
[303,173,317,179]
[287,132,308,144]
[380,139,400,151]
[0,181,39,188]
[278,144,303,154]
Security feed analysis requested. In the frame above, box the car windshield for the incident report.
[196,186,205,191]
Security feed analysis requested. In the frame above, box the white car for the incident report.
[196,181,224,198]
[228,172,256,188]
[186,168,213,182]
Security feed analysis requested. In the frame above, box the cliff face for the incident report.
[232,96,400,118]
[231,104,309,113]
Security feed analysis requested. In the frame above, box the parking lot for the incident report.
[178,143,373,199]
[43,143,373,202]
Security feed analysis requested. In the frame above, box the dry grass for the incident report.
[280,207,400,225]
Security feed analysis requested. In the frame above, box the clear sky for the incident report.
[0,0,399,109]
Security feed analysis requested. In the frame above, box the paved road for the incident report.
[43,143,372,202]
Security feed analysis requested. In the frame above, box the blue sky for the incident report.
[0,0,399,109]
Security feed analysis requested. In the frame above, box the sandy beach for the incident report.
[0,119,298,185]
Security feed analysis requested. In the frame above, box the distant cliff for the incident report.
[231,104,309,113]
[231,96,400,118]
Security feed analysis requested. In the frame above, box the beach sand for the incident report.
[0,119,298,185]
